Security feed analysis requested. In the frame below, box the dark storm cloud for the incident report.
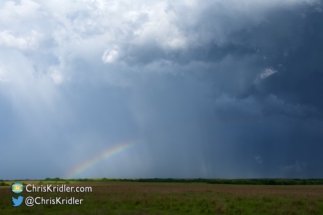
[145,1,323,178]
[120,1,323,111]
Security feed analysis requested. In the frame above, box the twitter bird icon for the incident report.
[12,196,24,207]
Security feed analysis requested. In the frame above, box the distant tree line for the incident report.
[96,178,323,185]
[0,180,9,186]
[3,178,323,185]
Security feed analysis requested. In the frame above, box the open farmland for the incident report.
[1,181,323,215]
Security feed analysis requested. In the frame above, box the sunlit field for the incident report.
[1,180,323,215]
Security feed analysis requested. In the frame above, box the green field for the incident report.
[1,181,323,215]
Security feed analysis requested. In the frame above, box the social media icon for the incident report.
[12,183,23,194]
[12,196,24,207]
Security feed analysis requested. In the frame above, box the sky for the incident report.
[0,0,323,179]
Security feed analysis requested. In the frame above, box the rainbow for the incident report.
[66,140,139,179]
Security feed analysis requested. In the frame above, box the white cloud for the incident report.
[132,2,188,50]
[254,68,278,83]
[0,30,42,50]
[49,67,64,85]
[102,48,120,64]
[0,0,41,23]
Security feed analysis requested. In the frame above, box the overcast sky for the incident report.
[1,0,323,179]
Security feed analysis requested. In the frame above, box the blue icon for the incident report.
[12,196,24,207]
[12,183,23,194]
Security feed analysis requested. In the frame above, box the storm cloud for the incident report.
[0,0,323,179]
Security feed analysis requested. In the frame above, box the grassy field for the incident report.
[1,181,323,214]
